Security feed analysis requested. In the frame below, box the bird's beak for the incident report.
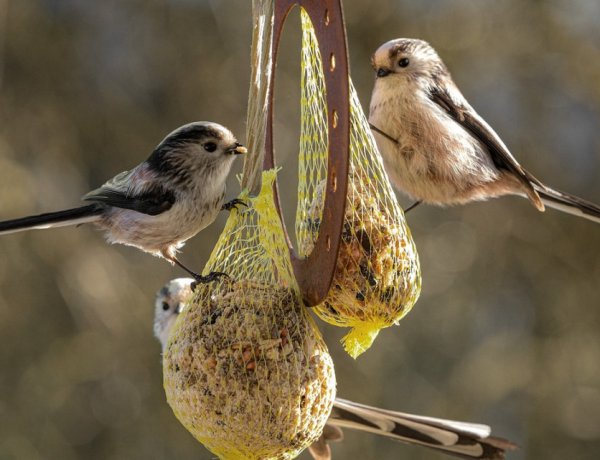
[227,142,247,155]
[376,68,391,78]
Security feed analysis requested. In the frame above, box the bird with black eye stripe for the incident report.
[0,121,247,283]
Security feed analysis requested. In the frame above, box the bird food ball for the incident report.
[163,280,336,460]
[304,178,421,358]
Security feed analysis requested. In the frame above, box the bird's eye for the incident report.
[162,301,170,311]
[398,58,410,68]
[203,142,217,152]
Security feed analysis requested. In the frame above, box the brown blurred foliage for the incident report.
[0,1,599,459]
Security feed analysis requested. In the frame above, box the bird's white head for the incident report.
[371,38,447,88]
[153,277,194,350]
[146,121,246,189]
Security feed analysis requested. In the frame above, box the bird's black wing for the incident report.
[83,181,175,216]
[428,86,543,189]
[83,168,176,216]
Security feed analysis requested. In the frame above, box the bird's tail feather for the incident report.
[328,398,517,460]
[535,185,600,224]
[0,204,103,235]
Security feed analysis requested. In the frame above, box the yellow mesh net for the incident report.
[296,10,422,358]
[296,10,328,246]
[163,170,336,460]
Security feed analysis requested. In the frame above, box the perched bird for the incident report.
[369,38,600,223]
[0,122,246,282]
[154,278,516,460]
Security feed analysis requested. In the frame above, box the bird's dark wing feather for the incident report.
[428,87,543,189]
[83,184,176,216]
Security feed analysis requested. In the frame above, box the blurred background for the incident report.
[0,0,599,459]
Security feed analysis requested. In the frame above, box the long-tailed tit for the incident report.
[369,38,600,223]
[0,122,246,282]
[154,278,516,460]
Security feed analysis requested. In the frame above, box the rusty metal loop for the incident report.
[264,0,350,306]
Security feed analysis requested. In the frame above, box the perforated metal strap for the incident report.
[264,0,350,306]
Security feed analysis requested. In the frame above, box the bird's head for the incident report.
[146,121,246,185]
[153,277,194,351]
[371,38,448,87]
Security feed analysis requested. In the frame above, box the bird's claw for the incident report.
[221,199,248,212]
[190,271,230,291]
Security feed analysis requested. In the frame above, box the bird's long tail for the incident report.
[0,204,103,235]
[534,185,600,224]
[326,398,516,460]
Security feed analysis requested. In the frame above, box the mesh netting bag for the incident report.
[163,170,336,460]
[296,10,421,358]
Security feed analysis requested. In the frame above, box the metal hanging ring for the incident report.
[264,0,350,307]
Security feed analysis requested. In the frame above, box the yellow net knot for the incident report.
[341,320,388,359]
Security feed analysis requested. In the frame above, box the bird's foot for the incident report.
[221,199,248,212]
[190,271,230,291]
